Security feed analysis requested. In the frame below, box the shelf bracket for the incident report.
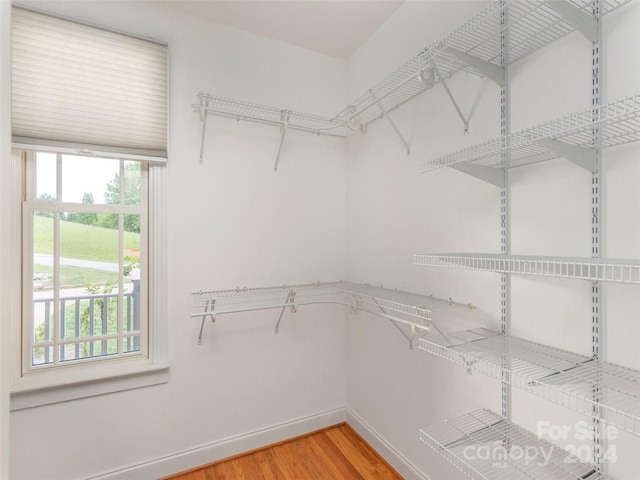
[371,91,411,156]
[372,298,416,349]
[275,290,297,333]
[432,64,470,133]
[198,108,209,165]
[545,1,598,43]
[197,298,216,345]
[533,138,597,172]
[450,164,505,188]
[274,110,290,172]
[445,47,505,86]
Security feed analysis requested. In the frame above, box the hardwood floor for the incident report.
[163,423,403,480]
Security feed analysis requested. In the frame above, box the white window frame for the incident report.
[9,150,169,410]
[22,151,149,371]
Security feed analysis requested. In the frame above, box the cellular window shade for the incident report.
[11,7,168,162]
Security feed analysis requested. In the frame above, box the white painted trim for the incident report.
[10,361,169,411]
[346,408,432,480]
[86,407,347,480]
[0,3,13,477]
[9,158,169,411]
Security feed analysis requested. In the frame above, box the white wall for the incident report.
[345,1,640,479]
[6,2,348,479]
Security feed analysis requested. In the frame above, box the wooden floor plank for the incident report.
[324,426,399,480]
[164,423,402,480]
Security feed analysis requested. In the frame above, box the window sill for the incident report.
[10,358,169,411]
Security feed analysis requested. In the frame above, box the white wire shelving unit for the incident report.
[420,409,615,480]
[194,0,629,162]
[414,254,640,284]
[419,93,640,175]
[332,0,628,132]
[191,281,468,345]
[419,328,640,437]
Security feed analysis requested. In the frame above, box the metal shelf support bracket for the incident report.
[274,110,290,172]
[445,47,505,86]
[197,298,216,345]
[275,289,297,333]
[450,164,505,187]
[432,64,470,133]
[534,138,597,172]
[198,108,208,165]
[371,91,411,156]
[545,1,598,43]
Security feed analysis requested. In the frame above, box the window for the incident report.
[23,152,148,371]
[9,7,168,406]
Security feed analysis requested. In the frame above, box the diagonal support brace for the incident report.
[197,298,216,344]
[534,138,597,172]
[275,290,297,333]
[545,1,598,43]
[432,64,470,133]
[198,108,208,165]
[274,110,290,172]
[446,47,505,86]
[371,91,411,156]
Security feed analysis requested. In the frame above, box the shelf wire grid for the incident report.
[414,253,640,284]
[420,93,640,172]
[419,328,640,437]
[420,408,614,480]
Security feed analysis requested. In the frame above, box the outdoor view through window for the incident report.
[25,152,148,370]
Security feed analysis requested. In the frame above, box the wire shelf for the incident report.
[419,328,640,437]
[334,0,628,129]
[414,254,640,284]
[420,409,615,480]
[420,93,640,172]
[192,93,353,138]
[191,281,469,342]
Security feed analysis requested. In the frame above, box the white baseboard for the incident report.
[87,408,346,480]
[346,408,431,480]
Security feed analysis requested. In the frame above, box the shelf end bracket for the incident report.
[545,1,598,43]
[445,47,505,86]
[534,138,597,172]
[450,164,505,188]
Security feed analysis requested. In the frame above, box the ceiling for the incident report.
[163,0,403,59]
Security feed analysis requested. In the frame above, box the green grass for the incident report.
[34,215,140,263]
[35,264,119,287]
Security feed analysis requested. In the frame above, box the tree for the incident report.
[99,163,141,233]
[76,192,98,225]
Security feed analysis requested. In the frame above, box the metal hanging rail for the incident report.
[419,93,640,176]
[419,328,640,437]
[414,253,640,284]
[420,409,616,480]
[191,281,469,346]
[194,0,629,164]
